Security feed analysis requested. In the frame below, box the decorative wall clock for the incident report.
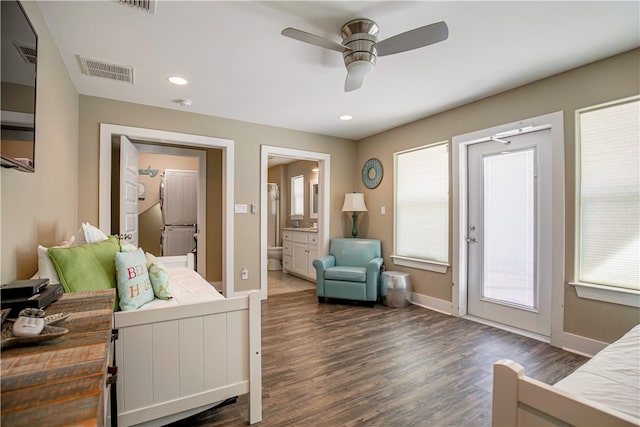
[362,158,383,189]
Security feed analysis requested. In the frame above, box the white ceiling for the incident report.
[38,1,639,141]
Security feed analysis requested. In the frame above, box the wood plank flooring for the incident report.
[169,289,587,426]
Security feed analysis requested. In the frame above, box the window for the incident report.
[290,175,304,217]
[393,142,449,272]
[573,97,639,305]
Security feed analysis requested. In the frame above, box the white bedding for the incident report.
[136,267,224,311]
[555,324,640,421]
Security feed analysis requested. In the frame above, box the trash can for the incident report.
[380,271,412,308]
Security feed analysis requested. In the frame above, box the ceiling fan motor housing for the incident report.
[341,19,379,68]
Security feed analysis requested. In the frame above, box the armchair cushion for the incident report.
[325,266,366,282]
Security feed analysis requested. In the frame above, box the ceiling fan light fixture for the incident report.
[346,60,374,78]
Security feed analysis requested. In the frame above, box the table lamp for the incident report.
[342,192,367,238]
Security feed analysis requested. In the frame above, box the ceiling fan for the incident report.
[281,18,448,92]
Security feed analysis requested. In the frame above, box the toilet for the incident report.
[267,246,283,271]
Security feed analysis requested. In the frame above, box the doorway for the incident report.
[451,111,565,345]
[98,124,237,297]
[260,145,331,300]
[136,144,203,260]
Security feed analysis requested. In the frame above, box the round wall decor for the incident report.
[362,158,383,189]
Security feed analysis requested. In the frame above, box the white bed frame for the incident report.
[112,254,262,426]
[492,359,638,427]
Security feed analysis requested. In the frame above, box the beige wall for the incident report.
[357,49,640,343]
[77,96,356,292]
[1,2,78,282]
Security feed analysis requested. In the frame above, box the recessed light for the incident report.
[168,76,188,85]
[340,115,353,121]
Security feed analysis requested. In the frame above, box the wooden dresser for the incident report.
[1,289,116,426]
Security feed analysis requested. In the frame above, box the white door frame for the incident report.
[260,145,330,300]
[451,111,565,347]
[99,123,235,297]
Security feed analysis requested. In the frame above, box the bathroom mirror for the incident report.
[310,179,318,219]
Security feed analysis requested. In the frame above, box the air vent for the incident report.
[13,41,36,65]
[79,56,134,83]
[117,0,156,13]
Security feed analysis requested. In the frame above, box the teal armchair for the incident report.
[313,238,383,306]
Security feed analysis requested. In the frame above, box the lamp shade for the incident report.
[341,193,368,212]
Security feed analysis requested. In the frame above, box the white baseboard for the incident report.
[410,292,453,315]
[562,332,607,357]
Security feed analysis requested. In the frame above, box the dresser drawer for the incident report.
[290,231,309,244]
[309,233,319,245]
[283,242,292,256]
[282,230,292,241]
[282,255,292,271]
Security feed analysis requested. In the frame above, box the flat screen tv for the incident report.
[1,0,37,173]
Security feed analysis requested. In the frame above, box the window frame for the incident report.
[570,95,640,308]
[392,140,450,273]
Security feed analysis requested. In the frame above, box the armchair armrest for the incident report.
[313,255,336,297]
[366,257,384,301]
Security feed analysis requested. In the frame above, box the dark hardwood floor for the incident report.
[169,289,587,426]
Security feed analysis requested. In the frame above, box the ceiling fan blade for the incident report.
[375,21,448,57]
[281,27,350,53]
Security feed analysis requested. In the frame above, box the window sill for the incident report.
[569,282,640,308]
[391,255,449,273]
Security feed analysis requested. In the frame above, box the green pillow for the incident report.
[115,248,154,311]
[146,252,173,300]
[48,235,120,310]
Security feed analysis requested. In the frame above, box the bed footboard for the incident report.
[114,290,262,426]
[492,360,637,427]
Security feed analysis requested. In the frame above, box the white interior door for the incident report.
[120,135,139,246]
[466,129,552,337]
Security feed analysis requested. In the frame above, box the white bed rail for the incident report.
[114,289,261,426]
[492,360,637,427]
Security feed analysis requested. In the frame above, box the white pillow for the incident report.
[82,222,109,244]
[72,222,108,245]
[37,236,76,284]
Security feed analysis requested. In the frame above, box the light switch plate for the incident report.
[235,204,248,214]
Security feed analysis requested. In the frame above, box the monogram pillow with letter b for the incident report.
[115,248,154,311]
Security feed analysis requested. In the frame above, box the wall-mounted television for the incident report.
[1,0,37,173]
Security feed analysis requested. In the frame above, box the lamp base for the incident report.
[351,211,358,238]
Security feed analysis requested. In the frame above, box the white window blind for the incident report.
[577,98,639,290]
[394,142,449,264]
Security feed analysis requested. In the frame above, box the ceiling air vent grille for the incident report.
[13,41,37,65]
[79,56,134,83]
[117,0,156,13]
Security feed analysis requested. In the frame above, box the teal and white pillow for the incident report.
[146,252,173,300]
[115,248,154,311]
[119,240,138,253]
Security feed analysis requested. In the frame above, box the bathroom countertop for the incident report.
[282,227,318,233]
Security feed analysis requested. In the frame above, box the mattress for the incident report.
[137,267,224,311]
[554,324,640,421]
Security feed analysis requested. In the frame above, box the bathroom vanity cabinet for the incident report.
[282,229,318,281]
